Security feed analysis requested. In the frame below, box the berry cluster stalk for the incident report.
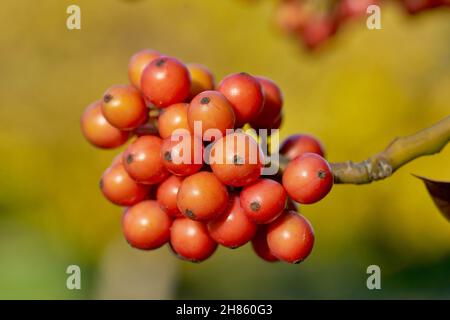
[331,115,450,184]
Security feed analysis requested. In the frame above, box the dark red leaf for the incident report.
[413,175,450,221]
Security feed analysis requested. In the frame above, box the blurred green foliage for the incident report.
[0,0,448,299]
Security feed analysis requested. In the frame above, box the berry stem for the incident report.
[330,115,450,184]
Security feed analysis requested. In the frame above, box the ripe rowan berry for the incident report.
[280,134,326,160]
[161,133,203,176]
[188,91,235,139]
[250,77,283,130]
[218,72,264,126]
[101,85,148,130]
[187,63,215,100]
[122,200,172,250]
[128,49,161,89]
[170,218,217,262]
[275,0,308,33]
[177,172,228,221]
[251,225,278,262]
[157,103,191,139]
[141,56,191,108]
[207,195,257,248]
[282,153,333,204]
[100,163,150,206]
[210,132,263,187]
[267,210,314,263]
[240,179,286,224]
[156,175,183,218]
[123,135,169,184]
[81,101,129,148]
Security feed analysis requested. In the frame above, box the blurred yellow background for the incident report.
[0,0,448,299]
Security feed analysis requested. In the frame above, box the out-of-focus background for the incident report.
[0,0,449,299]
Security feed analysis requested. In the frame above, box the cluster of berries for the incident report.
[81,49,333,264]
[275,0,449,50]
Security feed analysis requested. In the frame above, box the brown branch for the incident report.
[331,116,450,184]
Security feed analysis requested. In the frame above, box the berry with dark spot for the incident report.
[240,179,286,224]
[177,172,228,221]
[128,49,161,89]
[123,135,169,184]
[160,133,203,176]
[157,103,191,139]
[188,90,235,140]
[101,85,148,130]
[282,153,333,204]
[141,56,191,108]
[210,132,263,187]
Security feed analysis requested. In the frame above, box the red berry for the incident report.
[81,101,129,148]
[170,218,217,262]
[157,175,184,218]
[100,163,150,206]
[161,133,203,176]
[122,200,172,250]
[101,85,148,130]
[280,134,326,160]
[208,195,257,248]
[187,63,215,100]
[177,172,229,221]
[267,210,314,263]
[282,153,333,204]
[218,73,264,127]
[210,132,263,187]
[128,49,161,89]
[252,225,278,262]
[158,103,191,139]
[250,77,283,130]
[141,56,191,108]
[240,179,286,224]
[123,136,170,184]
[188,91,235,140]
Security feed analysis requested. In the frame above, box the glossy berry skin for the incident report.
[100,163,150,206]
[170,218,217,262]
[102,85,148,130]
[240,179,286,224]
[252,225,278,262]
[210,132,263,187]
[128,49,161,89]
[188,91,235,140]
[301,16,338,50]
[218,73,264,127]
[156,175,183,218]
[282,153,333,204]
[250,77,283,130]
[161,133,203,176]
[187,63,215,100]
[81,101,129,148]
[280,134,326,160]
[123,135,169,184]
[141,56,191,108]
[177,172,228,221]
[267,211,314,264]
[158,103,191,139]
[122,200,172,250]
[208,195,257,248]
